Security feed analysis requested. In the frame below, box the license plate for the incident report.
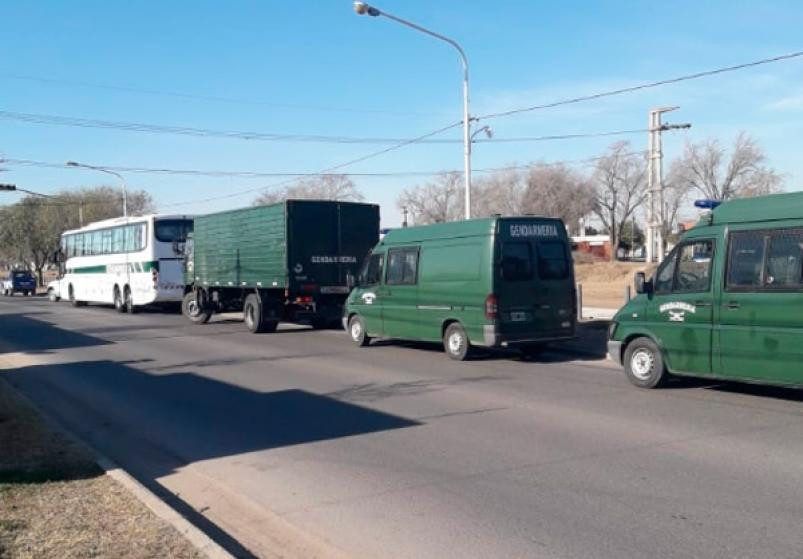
[510,312,527,322]
[320,286,350,294]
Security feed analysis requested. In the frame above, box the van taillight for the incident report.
[485,294,498,320]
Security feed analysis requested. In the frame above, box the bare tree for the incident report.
[0,187,155,284]
[521,164,595,228]
[397,172,464,225]
[471,168,525,217]
[592,142,648,261]
[398,164,594,227]
[672,132,783,201]
[253,174,364,206]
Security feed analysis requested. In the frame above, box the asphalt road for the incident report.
[2,296,802,559]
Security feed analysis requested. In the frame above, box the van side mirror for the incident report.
[634,272,652,294]
[346,272,357,289]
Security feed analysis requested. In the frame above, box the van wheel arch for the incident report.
[621,333,665,365]
[441,318,461,337]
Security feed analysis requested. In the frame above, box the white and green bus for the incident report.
[59,214,193,312]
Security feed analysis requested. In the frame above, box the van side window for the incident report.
[766,229,803,288]
[654,248,677,293]
[675,240,714,292]
[386,247,419,285]
[537,241,568,280]
[500,242,533,281]
[360,253,384,286]
[727,231,766,289]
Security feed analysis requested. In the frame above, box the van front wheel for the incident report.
[348,315,371,347]
[444,323,471,361]
[624,337,667,388]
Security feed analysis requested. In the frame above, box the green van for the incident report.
[608,192,803,389]
[344,216,576,360]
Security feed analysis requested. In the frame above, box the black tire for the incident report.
[310,315,329,330]
[69,285,86,307]
[243,294,277,333]
[519,343,545,360]
[124,286,136,314]
[348,315,371,347]
[443,322,471,361]
[182,292,211,324]
[114,287,127,313]
[623,337,668,388]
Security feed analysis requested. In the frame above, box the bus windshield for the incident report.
[154,219,193,243]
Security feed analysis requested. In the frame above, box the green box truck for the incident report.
[344,216,576,360]
[182,200,380,332]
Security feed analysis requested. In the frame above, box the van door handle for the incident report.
[724,301,741,309]
[694,301,712,308]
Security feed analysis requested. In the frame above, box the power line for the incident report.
[5,138,649,179]
[0,109,646,145]
[478,50,803,121]
[155,121,465,209]
[0,72,439,118]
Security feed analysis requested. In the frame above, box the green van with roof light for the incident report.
[344,216,576,360]
[608,191,803,389]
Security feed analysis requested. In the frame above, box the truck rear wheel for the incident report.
[182,292,211,324]
[244,294,277,333]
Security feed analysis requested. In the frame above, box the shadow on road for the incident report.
[5,359,421,468]
[0,313,113,355]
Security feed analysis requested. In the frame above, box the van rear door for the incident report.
[496,220,574,342]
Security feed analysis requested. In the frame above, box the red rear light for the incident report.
[485,294,498,320]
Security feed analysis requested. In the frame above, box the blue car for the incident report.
[2,270,37,296]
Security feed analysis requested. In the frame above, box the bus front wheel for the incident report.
[124,286,136,314]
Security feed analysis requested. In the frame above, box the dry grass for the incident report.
[0,380,202,559]
[574,261,657,309]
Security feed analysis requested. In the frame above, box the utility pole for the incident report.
[402,206,409,228]
[646,107,691,263]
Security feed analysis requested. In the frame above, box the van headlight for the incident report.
[608,321,618,340]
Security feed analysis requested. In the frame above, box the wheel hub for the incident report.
[448,332,463,353]
[631,348,655,380]
[351,321,362,340]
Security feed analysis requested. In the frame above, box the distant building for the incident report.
[571,234,612,260]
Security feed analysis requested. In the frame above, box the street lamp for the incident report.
[66,161,128,218]
[354,1,473,220]
[471,125,492,142]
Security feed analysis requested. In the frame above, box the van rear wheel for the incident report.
[623,337,668,388]
[444,323,471,361]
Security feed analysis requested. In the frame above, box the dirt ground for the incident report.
[574,261,656,309]
[0,379,202,559]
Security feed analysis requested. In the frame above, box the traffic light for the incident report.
[0,184,16,191]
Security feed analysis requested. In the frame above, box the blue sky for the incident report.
[1,0,802,225]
